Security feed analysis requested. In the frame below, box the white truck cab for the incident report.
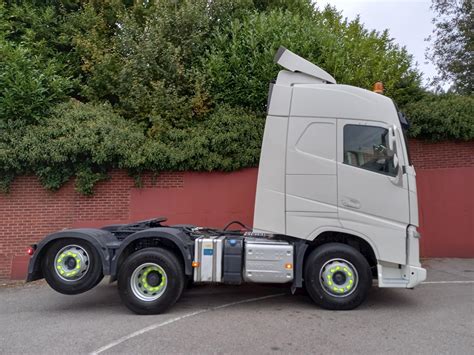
[254,47,426,289]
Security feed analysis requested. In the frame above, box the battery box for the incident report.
[223,236,244,284]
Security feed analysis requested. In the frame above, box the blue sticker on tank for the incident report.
[203,249,213,256]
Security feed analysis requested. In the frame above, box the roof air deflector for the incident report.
[274,46,336,84]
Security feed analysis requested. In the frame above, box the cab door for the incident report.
[337,119,409,264]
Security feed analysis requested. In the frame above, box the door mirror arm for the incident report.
[388,125,397,152]
[389,162,404,186]
[393,152,399,169]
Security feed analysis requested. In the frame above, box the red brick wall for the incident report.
[409,140,474,169]
[0,140,473,279]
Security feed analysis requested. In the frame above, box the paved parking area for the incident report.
[1,259,473,354]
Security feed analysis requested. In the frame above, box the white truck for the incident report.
[25,47,426,314]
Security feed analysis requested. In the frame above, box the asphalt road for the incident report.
[1,259,473,354]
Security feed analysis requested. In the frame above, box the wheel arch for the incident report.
[110,228,193,279]
[306,229,379,274]
[27,228,114,282]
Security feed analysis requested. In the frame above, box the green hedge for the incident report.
[0,100,263,194]
[404,94,474,141]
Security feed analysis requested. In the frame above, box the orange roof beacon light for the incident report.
[373,81,384,94]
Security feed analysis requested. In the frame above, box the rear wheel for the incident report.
[304,243,372,310]
[42,239,103,295]
[118,248,185,315]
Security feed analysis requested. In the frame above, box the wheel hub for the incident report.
[131,263,168,302]
[320,259,358,297]
[333,271,346,285]
[66,257,77,269]
[54,245,90,282]
[146,271,162,287]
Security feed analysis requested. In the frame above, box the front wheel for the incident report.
[118,248,185,315]
[304,243,372,310]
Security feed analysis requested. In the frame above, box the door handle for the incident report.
[341,197,361,209]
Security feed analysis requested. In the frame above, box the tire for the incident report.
[42,238,104,295]
[304,243,372,310]
[118,248,185,315]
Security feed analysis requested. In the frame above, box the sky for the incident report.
[316,0,437,86]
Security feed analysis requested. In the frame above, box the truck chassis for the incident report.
[27,217,375,313]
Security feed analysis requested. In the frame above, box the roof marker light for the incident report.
[373,81,384,94]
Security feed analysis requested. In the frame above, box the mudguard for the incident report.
[27,228,117,282]
[110,228,194,278]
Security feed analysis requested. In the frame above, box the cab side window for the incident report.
[343,125,397,176]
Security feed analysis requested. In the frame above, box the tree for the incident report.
[203,8,423,113]
[426,0,473,94]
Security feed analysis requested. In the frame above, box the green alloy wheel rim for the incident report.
[130,263,168,302]
[319,258,359,297]
[54,245,90,282]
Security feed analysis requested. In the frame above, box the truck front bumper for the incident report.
[377,225,427,288]
[402,264,427,288]
[377,263,427,288]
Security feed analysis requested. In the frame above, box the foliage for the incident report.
[5,100,146,194]
[0,19,73,129]
[404,94,474,141]
[70,0,289,129]
[203,8,423,113]
[74,0,214,128]
[0,0,470,194]
[0,99,263,194]
[140,105,264,173]
[426,0,473,94]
